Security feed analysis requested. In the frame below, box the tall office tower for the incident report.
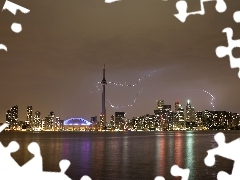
[11,105,18,121]
[195,111,204,128]
[26,106,33,126]
[100,64,107,129]
[154,100,164,129]
[32,111,41,130]
[185,100,196,129]
[157,100,164,110]
[115,112,125,130]
[110,115,115,128]
[6,110,11,125]
[162,105,172,130]
[231,113,240,129]
[154,100,172,130]
[174,101,185,129]
[5,105,18,129]
[186,100,195,122]
[50,111,55,130]
[55,117,61,130]
[175,101,180,112]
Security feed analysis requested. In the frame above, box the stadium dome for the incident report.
[64,118,92,126]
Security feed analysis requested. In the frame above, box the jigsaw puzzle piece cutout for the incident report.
[174,1,188,22]
[174,0,227,23]
[154,176,165,180]
[2,0,30,15]
[2,0,30,35]
[233,11,240,23]
[215,27,240,78]
[0,141,20,174]
[205,132,240,179]
[0,123,9,132]
[217,171,234,180]
[105,0,121,3]
[205,132,240,163]
[0,44,7,51]
[80,175,92,180]
[214,0,227,13]
[21,142,42,173]
[171,165,190,180]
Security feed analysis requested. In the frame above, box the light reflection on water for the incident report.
[0,131,237,179]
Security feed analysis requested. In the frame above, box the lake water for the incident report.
[0,131,239,180]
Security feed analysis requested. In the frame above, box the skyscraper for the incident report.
[33,111,41,130]
[5,105,18,130]
[26,106,33,126]
[157,100,164,110]
[174,101,185,129]
[100,64,107,129]
[185,100,196,129]
[115,112,125,130]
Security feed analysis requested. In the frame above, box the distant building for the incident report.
[154,100,172,130]
[115,112,125,130]
[110,115,115,128]
[231,113,240,129]
[156,100,164,110]
[195,111,204,129]
[174,101,185,129]
[185,100,196,129]
[90,116,98,124]
[55,117,64,130]
[6,105,18,130]
[64,118,92,131]
[32,111,41,130]
[26,106,33,126]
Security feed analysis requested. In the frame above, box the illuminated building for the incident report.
[43,111,55,131]
[110,115,115,129]
[5,105,18,130]
[157,100,164,110]
[115,112,125,130]
[26,106,33,126]
[55,117,64,130]
[64,118,92,131]
[6,110,11,125]
[50,111,55,130]
[144,114,155,130]
[203,110,211,129]
[90,116,97,124]
[32,111,41,130]
[186,100,195,122]
[208,111,230,130]
[100,64,107,130]
[185,100,196,129]
[132,116,144,130]
[154,100,172,130]
[174,101,185,129]
[195,111,204,129]
[231,113,240,129]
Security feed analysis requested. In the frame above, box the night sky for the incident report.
[0,0,240,123]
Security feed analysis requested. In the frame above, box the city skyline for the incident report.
[4,98,240,131]
[3,97,239,123]
[0,0,240,122]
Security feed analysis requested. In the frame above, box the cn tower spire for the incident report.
[101,64,107,130]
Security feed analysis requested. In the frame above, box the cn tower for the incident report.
[101,64,107,129]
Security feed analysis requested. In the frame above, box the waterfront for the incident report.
[0,131,238,179]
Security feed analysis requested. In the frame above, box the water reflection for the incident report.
[0,131,236,179]
[175,132,183,167]
[185,132,194,172]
